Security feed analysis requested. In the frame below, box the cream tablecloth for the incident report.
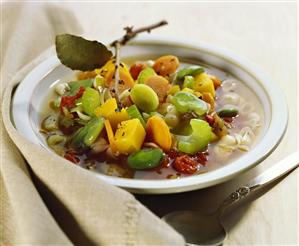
[1,2,298,245]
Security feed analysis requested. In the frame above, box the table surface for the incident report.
[14,2,298,245]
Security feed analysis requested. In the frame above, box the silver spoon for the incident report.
[163,152,299,246]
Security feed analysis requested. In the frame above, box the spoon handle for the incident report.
[220,152,299,212]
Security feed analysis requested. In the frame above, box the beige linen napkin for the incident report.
[1,3,184,245]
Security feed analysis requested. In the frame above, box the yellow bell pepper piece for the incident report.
[95,59,135,92]
[181,88,195,94]
[104,120,117,153]
[95,98,117,118]
[202,92,215,112]
[146,115,172,151]
[114,119,146,155]
[95,98,129,130]
[194,72,215,97]
[167,85,181,95]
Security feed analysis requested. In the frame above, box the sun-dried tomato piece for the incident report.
[64,152,80,164]
[173,155,199,174]
[60,86,85,110]
[129,63,145,80]
[195,152,208,165]
[167,149,180,159]
[205,114,215,127]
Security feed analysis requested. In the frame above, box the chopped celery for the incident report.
[69,79,93,95]
[171,91,208,116]
[177,119,212,154]
[126,105,146,127]
[71,117,105,148]
[81,87,101,116]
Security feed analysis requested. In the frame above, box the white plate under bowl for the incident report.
[12,36,287,194]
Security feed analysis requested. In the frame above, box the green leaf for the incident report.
[56,34,113,71]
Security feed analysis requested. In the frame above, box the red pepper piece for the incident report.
[129,63,145,80]
[60,86,85,110]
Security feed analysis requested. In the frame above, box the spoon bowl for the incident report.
[162,152,298,245]
[163,210,226,246]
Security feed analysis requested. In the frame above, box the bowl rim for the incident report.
[12,36,288,194]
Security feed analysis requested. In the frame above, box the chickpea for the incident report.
[153,55,179,77]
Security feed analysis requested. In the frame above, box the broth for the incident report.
[40,57,264,180]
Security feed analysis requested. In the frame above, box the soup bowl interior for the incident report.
[12,37,287,194]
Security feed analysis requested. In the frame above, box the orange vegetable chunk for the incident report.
[146,115,172,151]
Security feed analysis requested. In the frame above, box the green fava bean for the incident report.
[217,107,239,118]
[130,84,159,112]
[176,66,205,82]
[71,117,105,148]
[137,67,156,83]
[171,91,208,116]
[127,148,164,170]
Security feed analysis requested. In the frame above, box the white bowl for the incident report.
[12,36,288,194]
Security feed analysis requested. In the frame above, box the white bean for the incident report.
[55,83,70,95]
[221,79,237,92]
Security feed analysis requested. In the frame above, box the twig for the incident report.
[110,20,168,46]
[110,20,168,107]
[114,42,121,105]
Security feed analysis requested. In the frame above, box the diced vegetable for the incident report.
[95,59,135,93]
[114,119,146,154]
[213,114,228,138]
[70,116,105,148]
[217,107,239,118]
[94,75,105,87]
[173,155,199,174]
[171,91,208,116]
[167,85,180,95]
[83,118,105,146]
[177,119,212,154]
[77,71,96,80]
[69,79,93,95]
[201,92,215,112]
[183,75,195,89]
[109,108,129,129]
[94,98,117,118]
[126,105,146,127]
[194,72,215,97]
[176,66,204,82]
[81,87,101,116]
[95,98,129,129]
[60,87,85,109]
[137,67,156,83]
[55,83,70,95]
[146,115,172,151]
[209,74,222,89]
[127,148,164,169]
[130,63,145,80]
[144,75,171,102]
[104,120,117,153]
[153,55,179,76]
[130,84,159,112]
[41,114,59,131]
